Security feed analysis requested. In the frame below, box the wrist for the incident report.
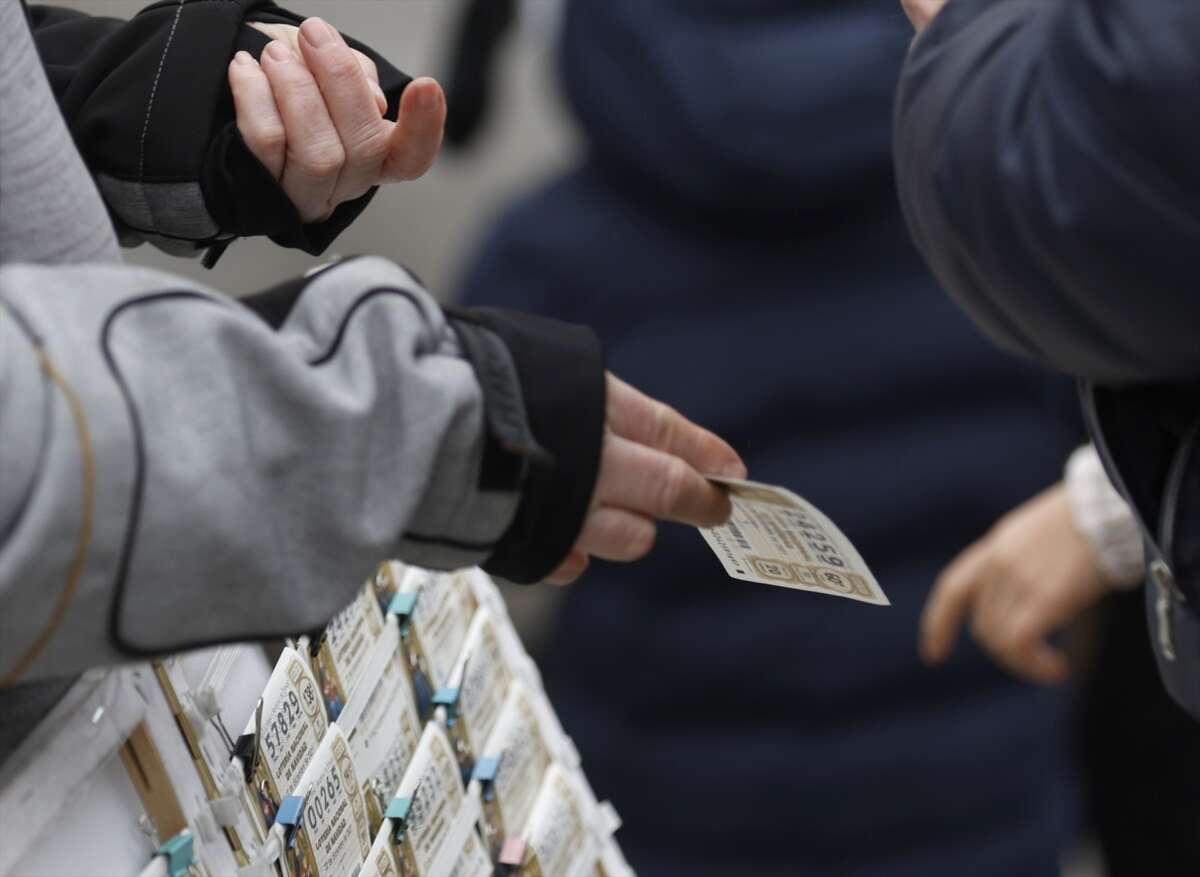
[1064,444,1145,588]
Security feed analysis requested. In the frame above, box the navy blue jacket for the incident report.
[894,0,1200,717]
[460,2,1085,873]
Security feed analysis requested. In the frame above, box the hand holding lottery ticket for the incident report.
[700,477,889,606]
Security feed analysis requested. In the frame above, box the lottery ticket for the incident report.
[473,682,555,858]
[335,617,424,832]
[699,476,888,606]
[373,561,408,616]
[237,648,329,835]
[392,569,479,718]
[360,723,472,877]
[516,764,599,877]
[444,826,492,877]
[312,584,387,721]
[282,725,373,877]
[437,608,517,781]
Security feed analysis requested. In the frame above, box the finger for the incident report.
[544,549,589,586]
[260,38,344,222]
[986,608,1070,685]
[606,374,746,480]
[352,50,387,115]
[228,52,287,179]
[297,18,391,202]
[595,433,733,528]
[381,76,446,182]
[920,544,988,664]
[247,21,300,53]
[573,507,657,563]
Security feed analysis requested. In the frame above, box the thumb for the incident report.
[381,77,446,182]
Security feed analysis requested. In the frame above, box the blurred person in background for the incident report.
[451,1,1088,874]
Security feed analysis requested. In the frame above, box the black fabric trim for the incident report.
[445,307,606,584]
[446,316,548,493]
[239,274,313,330]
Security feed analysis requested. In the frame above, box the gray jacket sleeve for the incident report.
[0,256,604,681]
[893,0,1200,385]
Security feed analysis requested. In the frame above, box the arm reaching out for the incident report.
[0,257,742,683]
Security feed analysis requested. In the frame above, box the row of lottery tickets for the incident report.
[153,564,632,877]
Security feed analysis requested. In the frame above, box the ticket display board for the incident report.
[6,565,631,877]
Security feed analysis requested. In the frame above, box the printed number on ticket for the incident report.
[700,477,888,606]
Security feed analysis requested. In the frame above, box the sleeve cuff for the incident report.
[1064,444,1145,588]
[444,307,606,584]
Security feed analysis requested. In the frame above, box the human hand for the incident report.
[545,375,747,584]
[228,18,446,224]
[920,484,1115,684]
[900,0,948,32]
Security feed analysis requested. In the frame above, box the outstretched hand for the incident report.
[919,484,1115,685]
[229,18,446,224]
[545,375,747,585]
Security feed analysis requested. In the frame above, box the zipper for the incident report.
[1151,559,1180,662]
[1151,416,1198,664]
[1082,383,1196,663]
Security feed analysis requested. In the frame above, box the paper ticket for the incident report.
[373,560,408,616]
[312,584,387,721]
[474,682,555,858]
[361,723,469,877]
[515,764,598,877]
[335,618,424,832]
[438,608,517,781]
[238,648,329,834]
[360,820,490,877]
[283,725,373,877]
[700,476,888,606]
[393,569,480,718]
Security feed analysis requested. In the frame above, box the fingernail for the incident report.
[232,50,254,66]
[301,17,338,47]
[417,81,441,112]
[264,40,292,63]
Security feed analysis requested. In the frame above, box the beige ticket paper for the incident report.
[285,725,372,877]
[700,477,888,606]
[240,648,329,834]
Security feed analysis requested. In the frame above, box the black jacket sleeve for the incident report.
[27,0,412,259]
[893,0,1200,386]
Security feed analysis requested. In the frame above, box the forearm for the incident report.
[0,257,602,681]
[894,0,1200,384]
[27,1,411,256]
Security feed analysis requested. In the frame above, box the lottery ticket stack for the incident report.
[7,564,632,877]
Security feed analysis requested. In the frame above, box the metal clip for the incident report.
[1151,559,1180,662]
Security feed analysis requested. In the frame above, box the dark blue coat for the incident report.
[460,2,1086,873]
[893,0,1200,718]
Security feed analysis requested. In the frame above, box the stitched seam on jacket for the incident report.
[138,0,187,182]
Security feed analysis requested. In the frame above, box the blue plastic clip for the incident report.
[432,686,460,724]
[155,831,194,877]
[472,755,502,802]
[275,795,305,829]
[386,796,413,842]
[472,755,501,783]
[387,592,418,620]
